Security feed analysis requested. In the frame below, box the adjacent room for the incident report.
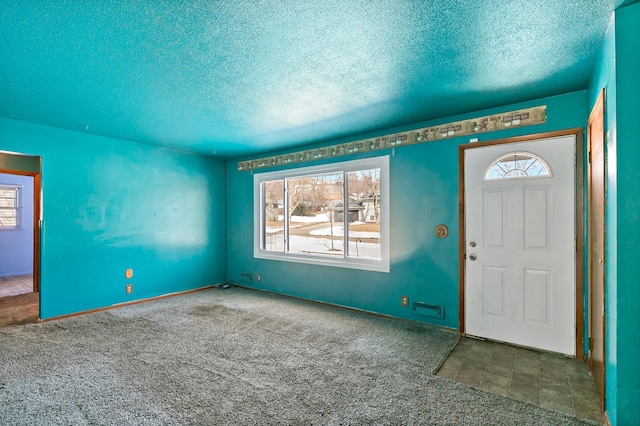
[1,1,638,425]
[0,173,35,297]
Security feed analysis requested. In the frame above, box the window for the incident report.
[0,185,21,229]
[254,156,389,272]
[484,152,551,180]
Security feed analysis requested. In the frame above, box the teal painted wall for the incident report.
[226,91,587,329]
[0,118,227,319]
[613,3,640,425]
[588,14,619,425]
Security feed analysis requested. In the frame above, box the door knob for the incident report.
[469,254,477,261]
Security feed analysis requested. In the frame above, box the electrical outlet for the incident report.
[257,274,262,282]
[401,295,409,307]
[126,284,133,294]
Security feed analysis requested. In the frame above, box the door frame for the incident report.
[0,153,42,295]
[458,128,585,360]
[587,88,606,405]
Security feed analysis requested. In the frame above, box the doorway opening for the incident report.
[0,173,35,297]
[0,151,41,326]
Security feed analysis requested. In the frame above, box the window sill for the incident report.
[254,251,390,273]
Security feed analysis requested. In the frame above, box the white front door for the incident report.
[464,135,576,355]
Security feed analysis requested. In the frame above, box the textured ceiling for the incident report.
[0,1,631,158]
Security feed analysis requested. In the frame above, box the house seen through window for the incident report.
[254,156,389,272]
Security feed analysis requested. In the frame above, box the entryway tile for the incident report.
[435,337,603,424]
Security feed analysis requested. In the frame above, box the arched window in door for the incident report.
[484,151,551,180]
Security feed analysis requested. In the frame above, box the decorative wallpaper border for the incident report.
[238,105,547,171]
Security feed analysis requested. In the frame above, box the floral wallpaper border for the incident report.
[238,105,547,171]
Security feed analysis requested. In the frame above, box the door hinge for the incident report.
[588,337,593,351]
[588,151,592,164]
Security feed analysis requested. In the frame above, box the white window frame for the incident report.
[0,185,22,230]
[254,156,390,272]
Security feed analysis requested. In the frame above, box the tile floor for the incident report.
[436,337,603,424]
[0,274,33,298]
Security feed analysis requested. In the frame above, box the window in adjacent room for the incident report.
[254,156,389,272]
[0,185,21,229]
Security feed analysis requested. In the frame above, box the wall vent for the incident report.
[412,302,445,319]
